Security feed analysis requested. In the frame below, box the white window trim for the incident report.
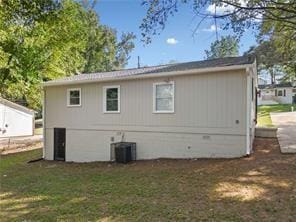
[103,85,120,113]
[277,89,283,97]
[153,81,175,113]
[67,88,81,107]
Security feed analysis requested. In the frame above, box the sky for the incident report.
[95,0,258,69]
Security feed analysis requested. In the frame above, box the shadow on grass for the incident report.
[0,139,296,221]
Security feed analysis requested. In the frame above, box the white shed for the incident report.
[0,98,35,138]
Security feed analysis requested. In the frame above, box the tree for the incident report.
[140,0,296,78]
[0,0,135,110]
[113,32,136,70]
[78,0,136,73]
[245,40,295,84]
[0,0,65,109]
[205,35,239,59]
[141,0,296,43]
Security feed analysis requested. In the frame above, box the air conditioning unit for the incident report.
[110,142,136,163]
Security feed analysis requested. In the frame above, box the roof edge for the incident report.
[0,97,35,114]
[43,63,254,87]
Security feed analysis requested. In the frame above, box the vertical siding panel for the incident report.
[200,74,208,127]
[45,70,247,135]
[220,74,227,127]
[185,74,194,126]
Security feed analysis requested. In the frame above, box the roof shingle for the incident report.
[44,55,255,85]
[258,82,293,89]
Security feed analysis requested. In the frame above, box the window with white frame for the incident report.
[277,90,283,96]
[153,81,174,113]
[67,88,81,107]
[103,86,120,113]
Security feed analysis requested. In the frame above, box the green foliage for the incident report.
[141,1,296,43]
[258,3,296,82]
[245,41,285,83]
[245,40,295,83]
[205,35,239,59]
[0,0,135,110]
[141,0,295,81]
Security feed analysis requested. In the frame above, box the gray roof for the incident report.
[44,56,255,85]
[258,82,293,89]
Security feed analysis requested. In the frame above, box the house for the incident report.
[43,56,257,162]
[0,97,35,137]
[258,77,267,85]
[258,82,296,105]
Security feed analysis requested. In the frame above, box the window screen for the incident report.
[103,86,120,112]
[154,82,174,112]
[68,89,81,106]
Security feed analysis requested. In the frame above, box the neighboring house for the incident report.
[0,97,35,137]
[43,56,257,162]
[258,77,267,85]
[258,82,296,105]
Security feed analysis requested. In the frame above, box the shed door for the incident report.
[54,128,66,161]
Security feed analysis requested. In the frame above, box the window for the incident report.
[283,89,286,97]
[293,88,296,93]
[103,85,120,113]
[277,90,283,96]
[67,88,81,107]
[153,81,174,113]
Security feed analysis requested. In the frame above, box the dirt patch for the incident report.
[0,142,42,155]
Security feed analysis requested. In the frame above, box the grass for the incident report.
[34,127,43,135]
[1,139,296,221]
[257,104,296,127]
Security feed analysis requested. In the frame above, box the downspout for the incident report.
[246,67,251,156]
[42,88,46,159]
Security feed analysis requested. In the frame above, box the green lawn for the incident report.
[257,104,296,127]
[1,140,296,222]
[34,127,43,135]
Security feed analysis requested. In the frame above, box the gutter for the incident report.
[43,64,254,87]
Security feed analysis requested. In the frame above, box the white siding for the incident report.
[44,69,250,161]
[45,128,246,162]
[0,103,34,137]
[248,67,257,154]
[258,87,293,105]
[276,88,293,104]
[44,128,54,160]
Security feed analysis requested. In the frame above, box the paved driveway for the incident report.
[270,112,296,153]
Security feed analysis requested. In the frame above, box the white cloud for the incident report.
[166,38,178,45]
[206,1,246,15]
[202,24,221,32]
[253,13,263,22]
[207,4,234,15]
[206,1,262,23]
